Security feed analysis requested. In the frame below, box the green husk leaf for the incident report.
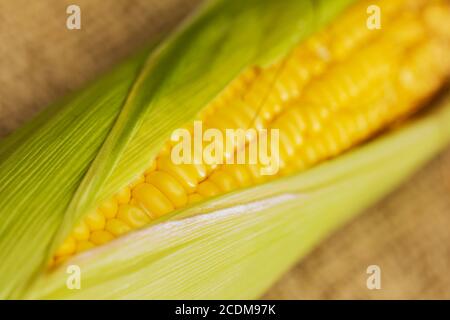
[0,50,151,298]
[0,0,356,298]
[26,94,450,299]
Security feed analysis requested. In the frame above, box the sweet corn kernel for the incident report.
[117,204,151,228]
[106,219,132,236]
[132,183,175,218]
[115,187,131,204]
[84,209,106,231]
[90,230,115,245]
[75,241,95,253]
[98,198,118,219]
[71,220,90,241]
[54,236,76,257]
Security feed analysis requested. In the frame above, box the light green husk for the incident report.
[0,0,449,299]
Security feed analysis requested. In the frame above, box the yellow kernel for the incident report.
[192,164,207,181]
[222,164,253,187]
[115,187,131,204]
[132,183,175,218]
[90,230,115,245]
[54,236,76,257]
[157,156,199,193]
[146,171,187,208]
[197,180,221,197]
[76,241,95,253]
[71,220,90,241]
[208,171,238,192]
[188,193,204,204]
[84,209,106,231]
[117,204,151,228]
[98,198,118,219]
[106,219,132,236]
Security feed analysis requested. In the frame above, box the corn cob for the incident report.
[2,0,450,299]
[49,0,450,266]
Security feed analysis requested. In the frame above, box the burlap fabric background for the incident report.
[1,0,449,299]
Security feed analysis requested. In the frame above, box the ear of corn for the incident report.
[49,0,450,264]
[0,0,449,299]
[27,95,450,299]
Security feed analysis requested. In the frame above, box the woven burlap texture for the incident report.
[1,0,449,299]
